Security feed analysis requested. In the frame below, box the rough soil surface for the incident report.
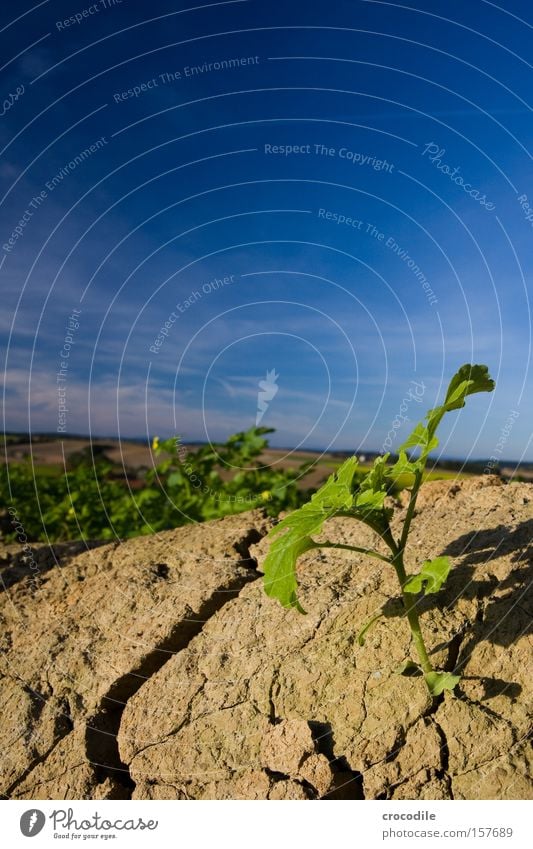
[0,512,267,799]
[1,478,531,800]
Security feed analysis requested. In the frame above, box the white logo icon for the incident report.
[256,369,279,425]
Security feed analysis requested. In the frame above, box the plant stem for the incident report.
[392,551,434,675]
[316,540,391,564]
[391,465,434,675]
[385,473,434,676]
[399,468,423,551]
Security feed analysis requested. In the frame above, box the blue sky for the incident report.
[1,0,532,460]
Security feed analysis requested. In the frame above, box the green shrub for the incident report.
[1,427,311,542]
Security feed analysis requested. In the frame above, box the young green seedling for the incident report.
[262,364,495,697]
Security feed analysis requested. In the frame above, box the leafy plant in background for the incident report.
[0,427,311,542]
[141,426,311,530]
[0,452,132,541]
[262,365,495,697]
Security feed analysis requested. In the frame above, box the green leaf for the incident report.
[167,472,184,487]
[355,488,386,511]
[387,450,421,479]
[426,365,494,441]
[263,456,359,612]
[403,556,451,595]
[399,422,439,456]
[424,671,461,696]
[135,488,160,505]
[358,453,389,493]
[224,426,273,461]
[357,611,384,646]
[262,529,316,614]
[385,450,423,490]
[401,365,494,459]
[344,454,393,532]
[443,363,495,411]
[307,454,359,511]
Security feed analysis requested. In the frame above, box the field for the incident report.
[0,429,517,545]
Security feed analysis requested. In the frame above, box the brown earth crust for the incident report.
[0,478,531,800]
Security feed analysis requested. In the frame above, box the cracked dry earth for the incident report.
[1,477,531,800]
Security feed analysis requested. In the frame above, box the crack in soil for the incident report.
[454,689,524,739]
[263,767,320,799]
[308,720,365,799]
[431,717,454,799]
[268,669,280,725]
[444,630,466,673]
[232,527,265,568]
[129,677,207,762]
[85,532,265,797]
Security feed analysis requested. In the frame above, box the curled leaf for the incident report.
[263,456,358,612]
[442,364,495,412]
[400,364,494,459]
[357,611,384,646]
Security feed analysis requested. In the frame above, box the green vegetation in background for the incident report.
[0,427,313,543]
